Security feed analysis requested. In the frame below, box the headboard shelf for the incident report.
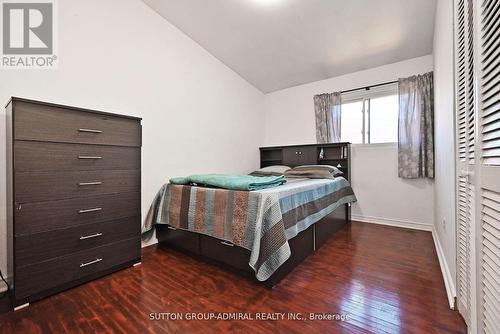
[259,143,351,181]
[318,158,347,165]
[262,158,282,163]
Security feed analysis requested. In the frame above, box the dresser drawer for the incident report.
[15,170,140,203]
[15,238,140,300]
[13,101,141,147]
[15,216,140,266]
[15,141,140,172]
[15,192,140,235]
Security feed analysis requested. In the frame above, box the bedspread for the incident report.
[142,177,356,281]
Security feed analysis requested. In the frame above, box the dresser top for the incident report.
[6,97,142,121]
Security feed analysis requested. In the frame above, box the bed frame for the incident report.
[156,143,351,287]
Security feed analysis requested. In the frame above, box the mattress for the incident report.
[142,177,356,281]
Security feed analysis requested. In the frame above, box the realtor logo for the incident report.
[1,0,57,68]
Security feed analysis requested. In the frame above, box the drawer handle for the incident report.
[78,181,102,186]
[78,207,102,214]
[78,156,102,159]
[79,233,103,240]
[220,241,234,247]
[78,128,102,133]
[80,258,103,268]
[167,226,177,230]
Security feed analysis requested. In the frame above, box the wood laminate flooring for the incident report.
[0,222,466,333]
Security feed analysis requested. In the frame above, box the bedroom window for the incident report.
[340,83,398,144]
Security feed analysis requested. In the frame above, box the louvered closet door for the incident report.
[455,0,475,326]
[478,0,500,333]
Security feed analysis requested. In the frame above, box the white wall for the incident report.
[433,0,457,301]
[0,0,265,278]
[264,55,435,230]
[350,143,434,230]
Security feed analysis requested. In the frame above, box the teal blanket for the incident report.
[170,174,286,191]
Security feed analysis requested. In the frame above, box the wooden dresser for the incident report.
[5,97,142,309]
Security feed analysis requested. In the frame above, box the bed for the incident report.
[143,143,355,287]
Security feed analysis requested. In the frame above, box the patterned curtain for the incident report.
[398,72,434,179]
[314,92,341,143]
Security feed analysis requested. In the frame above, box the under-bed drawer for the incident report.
[15,169,140,203]
[199,235,251,272]
[15,216,140,266]
[15,141,141,172]
[13,101,141,147]
[156,225,200,254]
[14,237,140,301]
[15,192,140,235]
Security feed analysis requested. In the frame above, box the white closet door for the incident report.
[455,0,475,326]
[478,0,500,333]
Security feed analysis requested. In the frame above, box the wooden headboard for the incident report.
[259,143,351,181]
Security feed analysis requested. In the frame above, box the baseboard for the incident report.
[432,228,456,309]
[351,214,433,231]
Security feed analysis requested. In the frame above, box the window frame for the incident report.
[341,83,399,144]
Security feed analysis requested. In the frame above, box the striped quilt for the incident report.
[142,177,356,281]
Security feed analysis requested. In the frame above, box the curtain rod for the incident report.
[341,80,398,94]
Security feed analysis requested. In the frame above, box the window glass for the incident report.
[369,94,398,143]
[339,84,399,144]
[341,100,363,144]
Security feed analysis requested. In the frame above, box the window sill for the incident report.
[351,142,398,149]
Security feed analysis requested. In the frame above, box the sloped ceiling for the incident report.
[143,0,436,93]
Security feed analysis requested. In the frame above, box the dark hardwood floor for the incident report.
[0,222,466,334]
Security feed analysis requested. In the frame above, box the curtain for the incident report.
[398,72,434,179]
[314,92,341,143]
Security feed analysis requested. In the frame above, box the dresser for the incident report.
[5,97,142,309]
